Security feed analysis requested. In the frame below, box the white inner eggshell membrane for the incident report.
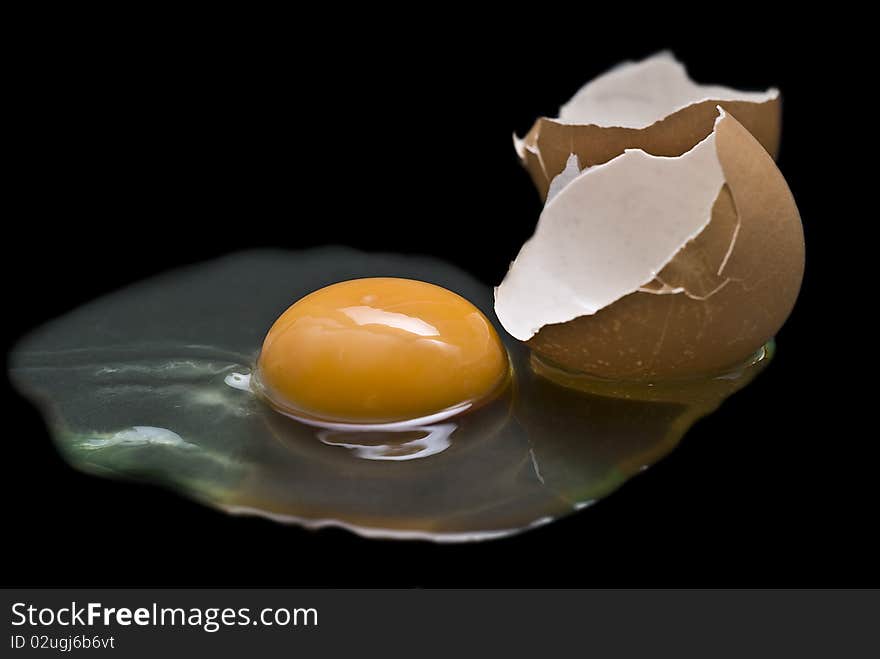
[557,52,777,129]
[545,154,582,203]
[495,112,729,342]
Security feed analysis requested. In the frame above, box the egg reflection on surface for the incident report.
[255,278,509,426]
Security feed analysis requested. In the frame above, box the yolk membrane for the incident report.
[256,278,509,424]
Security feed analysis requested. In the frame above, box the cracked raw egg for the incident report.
[7,54,804,542]
[255,278,509,425]
[10,249,774,541]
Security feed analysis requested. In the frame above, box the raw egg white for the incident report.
[9,249,772,540]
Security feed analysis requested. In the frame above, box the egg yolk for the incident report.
[255,278,509,425]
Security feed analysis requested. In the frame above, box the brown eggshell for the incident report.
[521,98,781,200]
[526,112,804,380]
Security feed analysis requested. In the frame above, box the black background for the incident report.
[5,14,874,586]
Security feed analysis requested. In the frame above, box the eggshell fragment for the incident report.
[496,110,804,380]
[497,128,725,340]
[516,52,781,200]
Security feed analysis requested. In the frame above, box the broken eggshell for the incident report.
[495,109,804,380]
[514,52,781,200]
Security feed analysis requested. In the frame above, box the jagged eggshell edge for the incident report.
[515,53,780,200]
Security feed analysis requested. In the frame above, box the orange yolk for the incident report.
[255,278,509,424]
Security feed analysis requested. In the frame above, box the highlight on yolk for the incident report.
[255,278,510,425]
